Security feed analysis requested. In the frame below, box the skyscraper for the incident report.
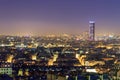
[89,21,95,41]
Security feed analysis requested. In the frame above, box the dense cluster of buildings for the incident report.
[0,21,119,80]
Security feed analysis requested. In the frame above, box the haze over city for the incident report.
[1,0,120,80]
[0,0,120,35]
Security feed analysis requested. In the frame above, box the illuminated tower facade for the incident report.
[89,21,95,41]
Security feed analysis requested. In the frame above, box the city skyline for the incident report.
[0,0,120,35]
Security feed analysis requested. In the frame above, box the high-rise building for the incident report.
[89,21,95,41]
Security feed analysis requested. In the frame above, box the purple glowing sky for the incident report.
[0,0,120,35]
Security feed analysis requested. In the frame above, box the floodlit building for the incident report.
[0,64,12,76]
[0,68,12,75]
[89,21,95,41]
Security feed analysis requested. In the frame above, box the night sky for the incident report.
[0,0,120,35]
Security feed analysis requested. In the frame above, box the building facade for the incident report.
[89,21,95,41]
